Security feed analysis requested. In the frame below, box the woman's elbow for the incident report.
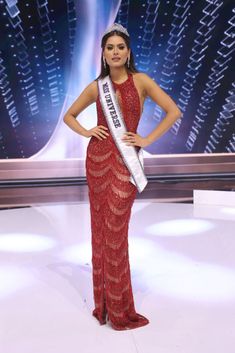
[168,105,182,122]
[63,113,71,124]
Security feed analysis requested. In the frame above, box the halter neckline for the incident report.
[111,73,130,86]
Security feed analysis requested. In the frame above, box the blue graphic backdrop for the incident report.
[0,0,234,159]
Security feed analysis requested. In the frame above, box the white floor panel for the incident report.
[194,189,235,207]
[0,201,235,353]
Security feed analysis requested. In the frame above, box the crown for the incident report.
[102,23,129,38]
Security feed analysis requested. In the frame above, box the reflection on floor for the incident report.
[0,200,235,353]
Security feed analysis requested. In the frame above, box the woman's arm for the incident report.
[123,73,182,147]
[63,81,109,140]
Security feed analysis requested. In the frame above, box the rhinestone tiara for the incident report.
[102,23,129,38]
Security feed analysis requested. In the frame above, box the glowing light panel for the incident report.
[0,233,57,252]
[146,218,215,236]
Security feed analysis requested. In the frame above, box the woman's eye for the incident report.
[119,46,125,50]
[107,46,113,50]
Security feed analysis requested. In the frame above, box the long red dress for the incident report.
[86,73,149,330]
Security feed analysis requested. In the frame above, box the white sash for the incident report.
[98,75,148,193]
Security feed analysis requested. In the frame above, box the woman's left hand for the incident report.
[122,132,150,148]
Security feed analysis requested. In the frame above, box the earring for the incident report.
[127,57,130,68]
[103,57,106,69]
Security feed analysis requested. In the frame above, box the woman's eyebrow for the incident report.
[106,43,126,46]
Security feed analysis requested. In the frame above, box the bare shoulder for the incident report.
[132,72,153,84]
[132,72,154,97]
[132,73,181,115]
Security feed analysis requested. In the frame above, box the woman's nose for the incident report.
[113,47,119,55]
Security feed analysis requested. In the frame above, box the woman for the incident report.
[64,23,182,330]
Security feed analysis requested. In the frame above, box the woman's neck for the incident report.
[109,67,128,84]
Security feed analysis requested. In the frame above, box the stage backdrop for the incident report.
[0,0,234,161]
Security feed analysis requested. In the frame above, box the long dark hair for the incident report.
[96,30,138,80]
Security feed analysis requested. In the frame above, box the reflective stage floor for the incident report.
[0,199,235,353]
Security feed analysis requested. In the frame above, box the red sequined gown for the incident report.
[86,73,149,330]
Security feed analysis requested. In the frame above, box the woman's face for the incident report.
[103,35,130,68]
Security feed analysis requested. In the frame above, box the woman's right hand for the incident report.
[84,125,109,140]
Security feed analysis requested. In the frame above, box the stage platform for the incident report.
[0,190,234,353]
